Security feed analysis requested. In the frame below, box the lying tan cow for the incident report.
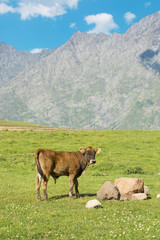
[35,146,101,201]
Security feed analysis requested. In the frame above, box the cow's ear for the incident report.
[79,147,85,153]
[96,148,101,154]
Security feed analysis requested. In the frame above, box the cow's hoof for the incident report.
[69,192,73,199]
[44,196,48,201]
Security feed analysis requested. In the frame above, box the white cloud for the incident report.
[70,22,76,29]
[30,48,46,54]
[85,13,118,35]
[124,11,136,25]
[0,3,14,14]
[18,2,66,20]
[145,1,151,8]
[63,0,79,8]
[0,0,80,20]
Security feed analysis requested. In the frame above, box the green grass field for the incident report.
[0,127,160,239]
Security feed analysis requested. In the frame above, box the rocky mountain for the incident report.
[0,11,160,130]
[0,42,53,87]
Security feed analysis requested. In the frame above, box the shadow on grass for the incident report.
[80,193,97,198]
[49,193,96,200]
[146,194,152,200]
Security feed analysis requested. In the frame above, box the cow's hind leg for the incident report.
[36,173,42,201]
[74,178,80,198]
[69,174,75,198]
[42,178,49,201]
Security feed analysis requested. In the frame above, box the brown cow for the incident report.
[35,146,101,201]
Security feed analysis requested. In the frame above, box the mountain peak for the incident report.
[0,41,7,47]
[72,31,83,36]
[125,11,160,37]
[0,42,17,54]
[70,31,91,40]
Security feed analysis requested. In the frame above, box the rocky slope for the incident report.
[0,42,53,87]
[0,11,160,129]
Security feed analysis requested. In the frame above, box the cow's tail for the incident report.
[35,149,47,182]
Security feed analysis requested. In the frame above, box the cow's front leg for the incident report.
[74,178,80,198]
[42,179,48,201]
[69,174,75,198]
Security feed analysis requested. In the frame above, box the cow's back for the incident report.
[35,149,83,177]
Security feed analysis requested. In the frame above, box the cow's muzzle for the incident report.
[90,159,96,164]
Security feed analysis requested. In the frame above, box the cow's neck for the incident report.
[81,154,89,175]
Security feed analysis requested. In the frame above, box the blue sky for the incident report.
[0,0,159,52]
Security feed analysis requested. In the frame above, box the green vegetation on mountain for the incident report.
[0,119,43,127]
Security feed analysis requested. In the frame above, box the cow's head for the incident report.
[79,146,101,165]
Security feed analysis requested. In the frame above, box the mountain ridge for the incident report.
[0,11,160,130]
[0,42,53,87]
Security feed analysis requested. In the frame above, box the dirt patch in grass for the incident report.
[0,126,80,131]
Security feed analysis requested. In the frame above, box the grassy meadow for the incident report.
[0,126,160,239]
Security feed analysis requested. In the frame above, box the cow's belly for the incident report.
[52,165,69,177]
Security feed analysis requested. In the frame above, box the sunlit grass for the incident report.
[0,129,160,239]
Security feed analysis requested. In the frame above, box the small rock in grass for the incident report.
[86,199,101,208]
[97,181,120,201]
[114,177,144,200]
[157,194,160,198]
[158,173,160,176]
[131,193,147,200]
